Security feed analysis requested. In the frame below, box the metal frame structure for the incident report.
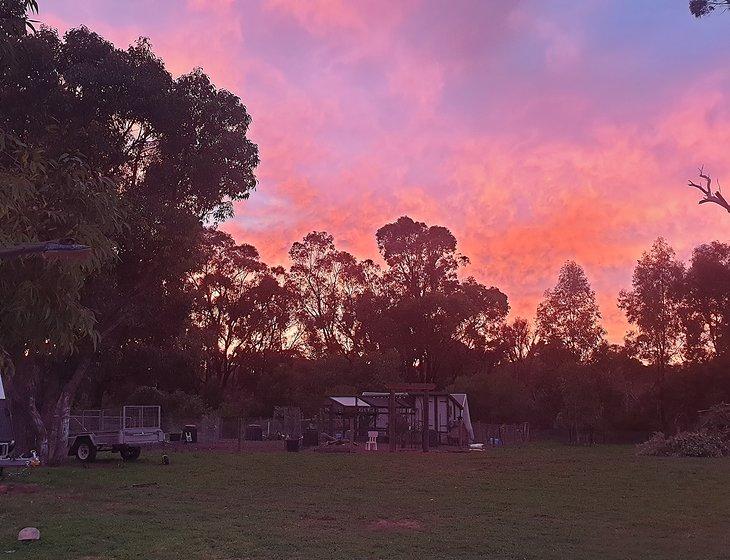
[321,387,471,452]
[68,405,165,462]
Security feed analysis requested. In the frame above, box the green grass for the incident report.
[1,443,729,559]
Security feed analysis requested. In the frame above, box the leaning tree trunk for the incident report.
[12,353,92,465]
[13,356,49,462]
[44,314,127,464]
[47,355,92,465]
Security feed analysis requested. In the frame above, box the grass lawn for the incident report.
[1,443,729,559]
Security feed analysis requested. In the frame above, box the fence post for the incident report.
[388,391,396,452]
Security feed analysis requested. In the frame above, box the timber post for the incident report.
[388,390,396,452]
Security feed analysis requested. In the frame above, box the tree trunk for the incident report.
[7,310,126,465]
[27,393,48,462]
[657,360,667,432]
[11,352,94,465]
[47,355,92,465]
[13,356,49,462]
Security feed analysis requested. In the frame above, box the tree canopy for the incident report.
[536,261,605,361]
[0,15,259,462]
[689,0,730,17]
[619,238,686,429]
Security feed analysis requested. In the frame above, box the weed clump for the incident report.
[637,430,729,458]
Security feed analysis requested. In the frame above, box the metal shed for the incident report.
[321,391,473,446]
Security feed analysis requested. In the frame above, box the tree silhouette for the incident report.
[619,238,686,430]
[689,0,730,17]
[501,317,537,364]
[288,231,378,357]
[536,261,605,361]
[688,169,730,215]
[376,216,468,299]
[365,217,507,385]
[188,228,283,391]
[683,242,730,358]
[0,22,258,462]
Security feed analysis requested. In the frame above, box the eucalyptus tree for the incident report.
[619,238,686,430]
[288,231,379,357]
[0,15,258,461]
[362,216,508,385]
[536,261,605,362]
[188,229,295,393]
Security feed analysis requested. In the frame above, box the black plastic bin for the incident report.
[182,424,197,443]
[429,429,439,447]
[302,428,319,447]
[285,438,300,452]
[245,424,263,441]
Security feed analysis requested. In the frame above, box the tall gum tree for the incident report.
[367,216,508,385]
[0,15,259,462]
[619,238,686,430]
[188,229,294,393]
[683,242,730,359]
[288,231,378,357]
[536,261,605,362]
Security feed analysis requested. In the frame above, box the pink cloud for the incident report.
[42,1,730,342]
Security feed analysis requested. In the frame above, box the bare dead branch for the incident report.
[687,168,730,214]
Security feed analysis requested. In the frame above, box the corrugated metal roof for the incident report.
[328,396,373,408]
[360,394,414,408]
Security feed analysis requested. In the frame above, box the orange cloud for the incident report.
[43,1,730,343]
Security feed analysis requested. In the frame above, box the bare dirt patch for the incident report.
[0,483,40,495]
[368,519,424,532]
[314,444,357,453]
[297,513,339,530]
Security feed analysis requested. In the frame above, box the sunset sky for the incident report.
[45,0,730,341]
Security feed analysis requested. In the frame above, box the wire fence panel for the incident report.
[472,422,531,445]
[69,410,122,434]
[123,406,161,430]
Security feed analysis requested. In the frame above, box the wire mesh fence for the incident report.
[165,407,308,445]
[69,410,122,434]
[472,422,531,445]
[123,406,161,430]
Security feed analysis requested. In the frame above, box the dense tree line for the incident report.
[93,219,511,416]
[88,221,730,444]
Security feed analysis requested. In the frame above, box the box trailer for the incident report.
[68,406,165,462]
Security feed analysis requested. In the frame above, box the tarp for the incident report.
[450,393,474,442]
[0,373,14,444]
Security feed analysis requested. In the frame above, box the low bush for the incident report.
[637,430,729,458]
[126,386,210,422]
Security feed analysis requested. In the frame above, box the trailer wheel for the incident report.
[120,446,141,462]
[75,439,97,463]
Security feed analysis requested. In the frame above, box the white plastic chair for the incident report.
[366,431,378,451]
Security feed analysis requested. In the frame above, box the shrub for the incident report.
[127,386,210,422]
[637,430,729,458]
